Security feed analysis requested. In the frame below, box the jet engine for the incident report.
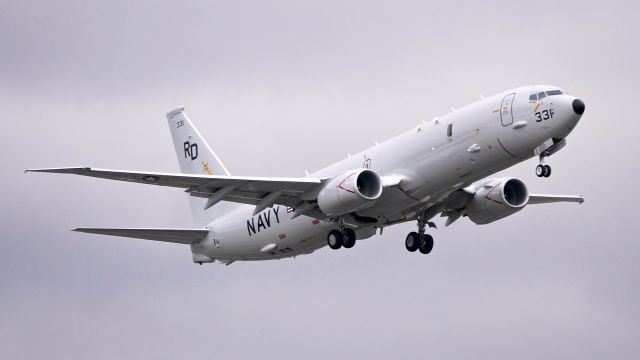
[466,177,529,225]
[317,168,383,216]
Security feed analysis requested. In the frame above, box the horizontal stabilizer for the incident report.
[73,228,209,244]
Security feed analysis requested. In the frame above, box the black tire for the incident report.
[418,234,434,254]
[536,164,545,177]
[543,165,552,178]
[327,230,343,250]
[405,232,420,252]
[343,228,356,248]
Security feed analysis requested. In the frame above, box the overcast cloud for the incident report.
[1,1,639,359]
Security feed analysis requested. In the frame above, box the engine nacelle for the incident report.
[466,177,529,225]
[317,168,383,216]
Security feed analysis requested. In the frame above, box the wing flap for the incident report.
[73,228,209,244]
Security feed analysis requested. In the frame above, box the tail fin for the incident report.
[166,106,239,226]
[166,106,231,177]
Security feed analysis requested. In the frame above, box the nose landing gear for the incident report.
[534,138,566,178]
[536,163,551,178]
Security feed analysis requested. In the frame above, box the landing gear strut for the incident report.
[327,219,356,250]
[405,210,435,254]
[536,157,551,178]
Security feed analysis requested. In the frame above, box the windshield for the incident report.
[529,89,563,101]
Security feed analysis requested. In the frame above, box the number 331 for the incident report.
[535,109,554,122]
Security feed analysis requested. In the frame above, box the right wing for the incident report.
[438,187,584,227]
[73,228,209,244]
[528,194,584,204]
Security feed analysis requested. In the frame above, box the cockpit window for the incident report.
[546,90,563,96]
[529,89,562,101]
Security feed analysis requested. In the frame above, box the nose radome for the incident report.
[572,98,585,115]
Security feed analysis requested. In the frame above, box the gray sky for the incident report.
[2,0,640,359]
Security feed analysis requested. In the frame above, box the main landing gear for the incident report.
[327,227,356,250]
[327,218,357,250]
[405,232,433,254]
[405,211,435,254]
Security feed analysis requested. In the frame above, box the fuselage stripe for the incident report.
[496,137,521,159]
[398,186,420,201]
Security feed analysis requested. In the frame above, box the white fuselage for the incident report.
[192,85,582,261]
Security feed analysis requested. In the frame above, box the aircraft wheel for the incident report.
[342,228,356,248]
[418,234,434,254]
[536,164,545,177]
[543,165,552,178]
[405,232,420,252]
[327,229,343,250]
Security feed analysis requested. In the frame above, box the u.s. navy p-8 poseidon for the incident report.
[28,85,586,265]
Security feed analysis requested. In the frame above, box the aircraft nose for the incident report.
[572,98,585,115]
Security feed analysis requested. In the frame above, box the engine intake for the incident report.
[466,177,529,225]
[317,169,383,216]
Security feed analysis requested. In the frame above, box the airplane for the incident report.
[27,85,586,265]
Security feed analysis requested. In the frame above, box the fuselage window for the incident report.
[546,90,563,96]
[529,94,537,101]
[537,92,547,100]
[447,123,453,138]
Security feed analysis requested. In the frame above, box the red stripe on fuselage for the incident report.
[496,137,521,159]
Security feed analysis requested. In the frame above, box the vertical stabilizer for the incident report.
[167,106,231,176]
[166,106,238,226]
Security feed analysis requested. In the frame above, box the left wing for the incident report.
[26,167,324,213]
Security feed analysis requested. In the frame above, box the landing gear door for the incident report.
[500,93,515,126]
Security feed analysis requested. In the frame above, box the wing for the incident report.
[438,189,584,226]
[528,194,584,204]
[73,228,209,244]
[26,167,325,215]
